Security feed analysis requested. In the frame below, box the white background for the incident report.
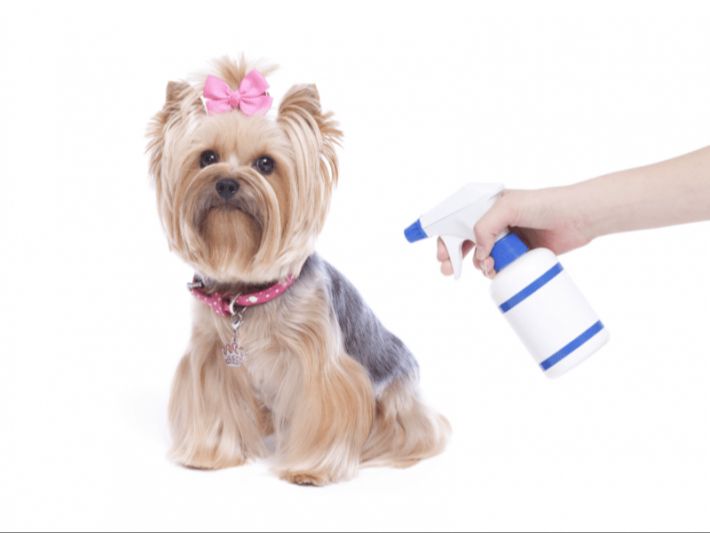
[1,1,709,531]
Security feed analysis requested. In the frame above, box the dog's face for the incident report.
[147,59,342,283]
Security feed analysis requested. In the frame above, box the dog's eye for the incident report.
[254,156,275,175]
[199,150,219,168]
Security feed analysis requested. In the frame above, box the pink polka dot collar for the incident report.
[189,275,297,317]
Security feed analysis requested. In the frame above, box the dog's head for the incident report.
[147,57,342,283]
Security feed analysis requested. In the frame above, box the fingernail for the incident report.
[441,261,452,276]
[482,258,495,278]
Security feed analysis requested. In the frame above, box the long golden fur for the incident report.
[148,56,449,485]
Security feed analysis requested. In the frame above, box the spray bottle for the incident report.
[404,183,609,378]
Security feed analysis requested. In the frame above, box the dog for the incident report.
[147,56,449,485]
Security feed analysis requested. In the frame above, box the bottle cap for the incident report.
[491,233,529,271]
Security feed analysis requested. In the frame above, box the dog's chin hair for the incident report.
[200,207,262,278]
[196,193,264,241]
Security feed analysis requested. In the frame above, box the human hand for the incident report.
[437,187,594,277]
[438,147,710,277]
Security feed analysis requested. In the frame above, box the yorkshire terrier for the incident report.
[147,56,449,485]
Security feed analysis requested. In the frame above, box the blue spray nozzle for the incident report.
[404,219,428,243]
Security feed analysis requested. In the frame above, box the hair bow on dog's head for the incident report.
[202,69,273,116]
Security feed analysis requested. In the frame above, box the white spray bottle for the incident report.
[404,183,609,378]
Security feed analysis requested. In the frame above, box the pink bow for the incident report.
[203,70,273,116]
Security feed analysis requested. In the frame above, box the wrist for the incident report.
[553,182,603,243]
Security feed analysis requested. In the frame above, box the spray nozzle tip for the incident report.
[404,219,428,243]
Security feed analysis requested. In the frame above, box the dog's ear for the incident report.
[277,84,343,188]
[146,81,197,180]
[165,81,191,107]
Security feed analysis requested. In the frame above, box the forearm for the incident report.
[571,146,710,239]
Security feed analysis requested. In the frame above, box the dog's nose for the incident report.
[216,179,240,200]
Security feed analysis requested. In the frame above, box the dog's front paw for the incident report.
[279,470,336,487]
[171,445,247,471]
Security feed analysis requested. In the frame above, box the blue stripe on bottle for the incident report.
[499,263,564,313]
[540,321,605,371]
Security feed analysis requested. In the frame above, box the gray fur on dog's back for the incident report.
[303,255,419,389]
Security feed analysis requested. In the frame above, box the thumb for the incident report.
[473,195,515,262]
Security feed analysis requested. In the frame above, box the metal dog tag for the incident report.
[223,307,247,368]
[223,341,246,368]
